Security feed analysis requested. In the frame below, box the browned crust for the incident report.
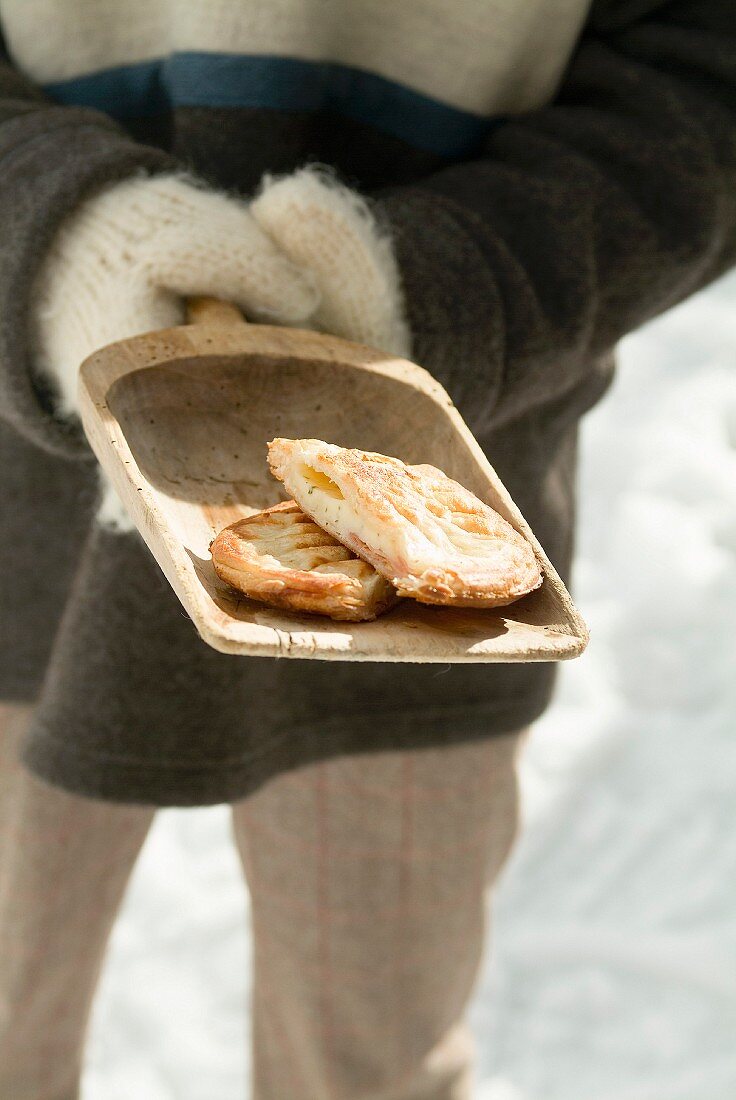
[267,441,543,609]
[210,500,398,622]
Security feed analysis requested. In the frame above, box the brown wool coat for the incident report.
[0,0,735,804]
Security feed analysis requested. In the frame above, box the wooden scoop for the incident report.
[78,297,588,662]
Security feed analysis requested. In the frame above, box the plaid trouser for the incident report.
[0,703,522,1100]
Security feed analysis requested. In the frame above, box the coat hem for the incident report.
[20,687,553,807]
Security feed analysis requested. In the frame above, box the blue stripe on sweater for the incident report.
[43,52,491,158]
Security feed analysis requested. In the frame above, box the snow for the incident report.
[83,272,736,1099]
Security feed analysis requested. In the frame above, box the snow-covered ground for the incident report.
[83,273,736,1100]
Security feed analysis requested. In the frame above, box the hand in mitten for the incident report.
[33,169,411,531]
[32,173,320,528]
[34,173,320,416]
[251,167,411,358]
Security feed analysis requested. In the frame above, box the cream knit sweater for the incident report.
[33,168,410,529]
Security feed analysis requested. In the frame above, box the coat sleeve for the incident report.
[0,36,175,460]
[380,0,736,432]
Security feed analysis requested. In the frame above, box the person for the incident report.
[0,2,734,1097]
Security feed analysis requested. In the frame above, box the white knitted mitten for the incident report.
[34,173,320,417]
[34,169,409,532]
[251,168,411,358]
[33,173,320,529]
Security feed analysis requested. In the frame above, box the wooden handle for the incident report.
[186,297,247,327]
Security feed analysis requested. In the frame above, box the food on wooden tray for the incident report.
[267,439,542,608]
[210,500,398,621]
